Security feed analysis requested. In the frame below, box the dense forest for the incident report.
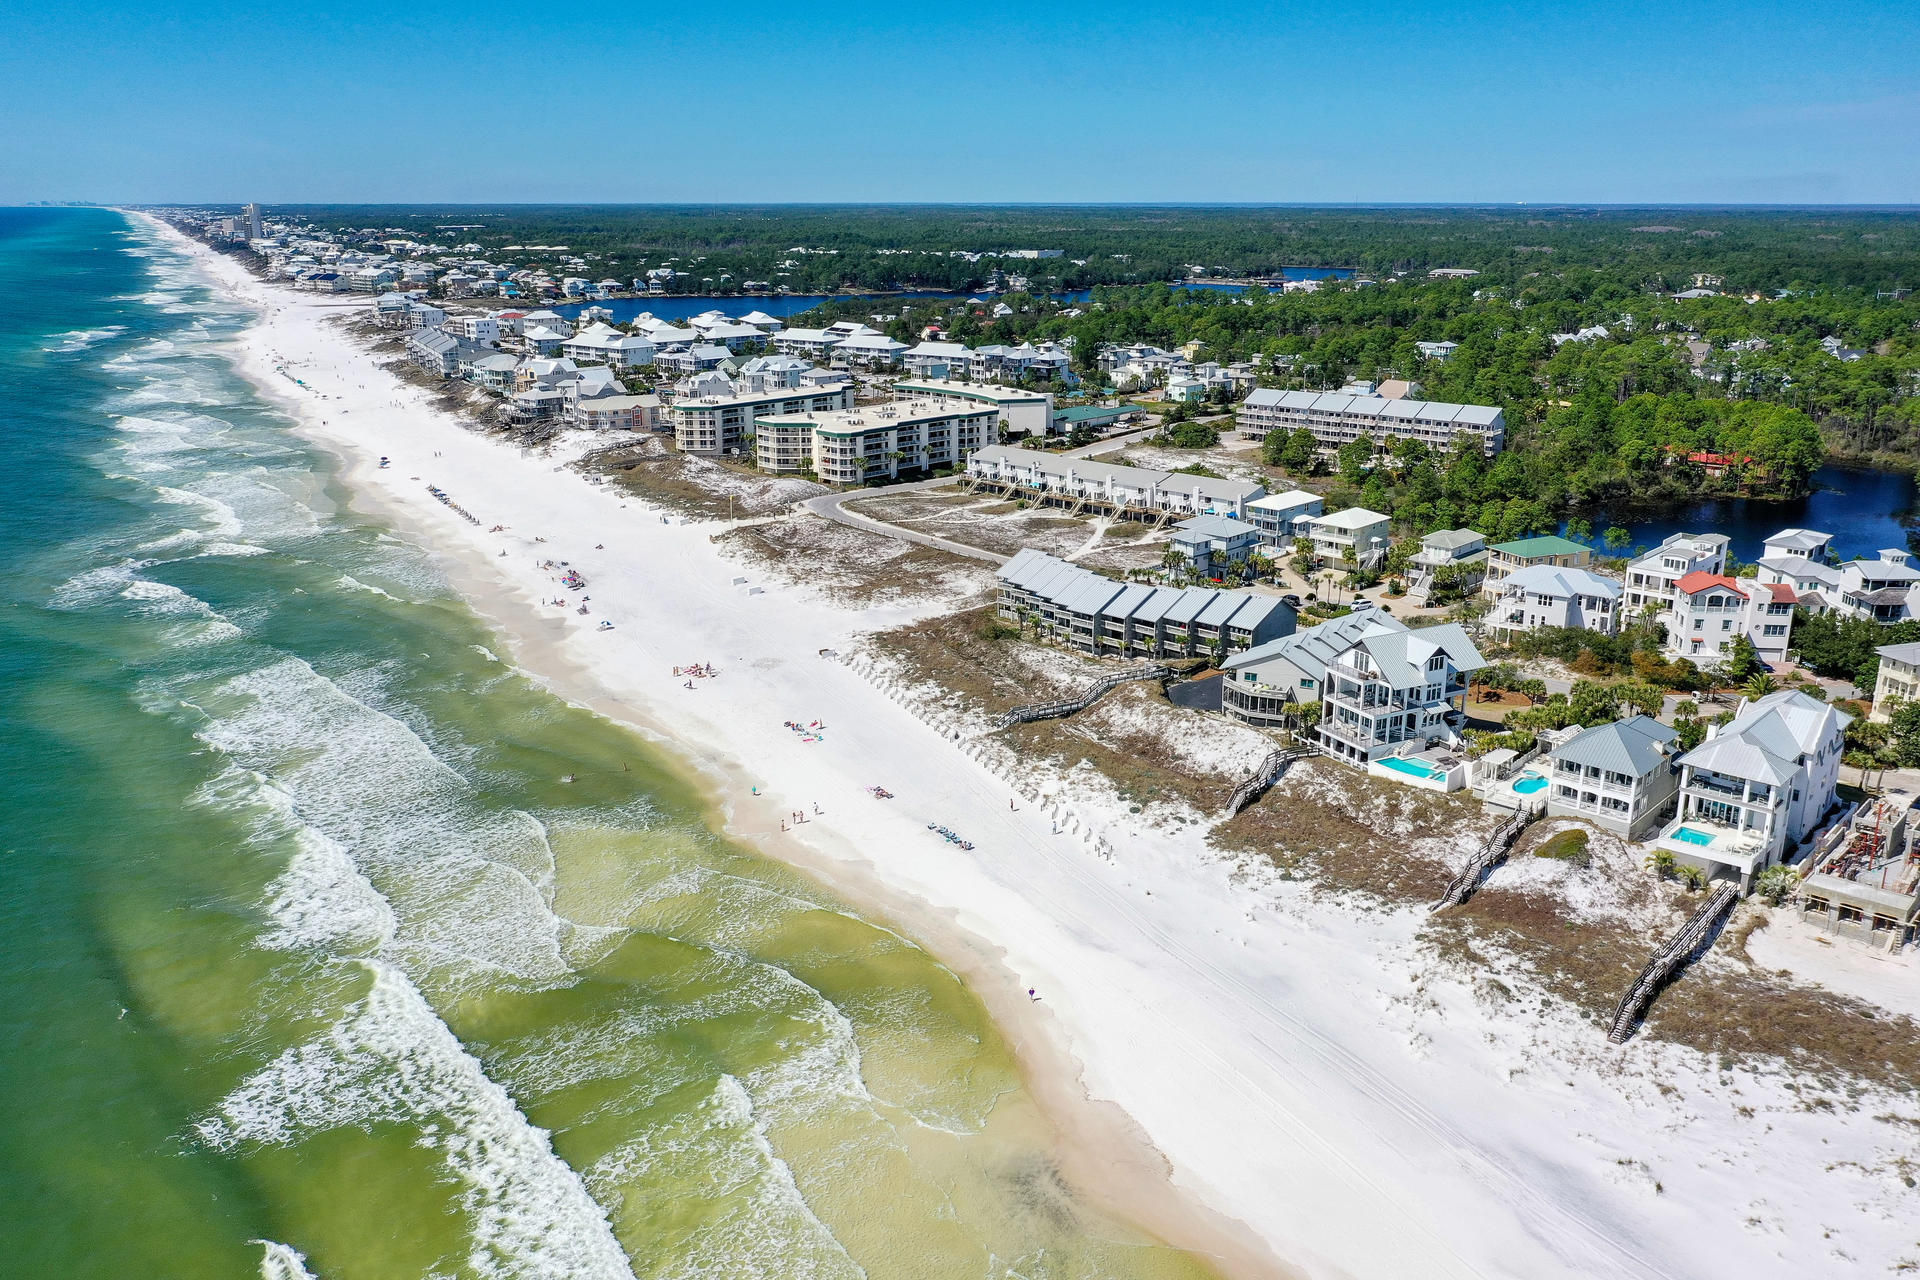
[270,203,1920,295]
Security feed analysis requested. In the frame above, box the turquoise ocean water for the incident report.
[0,208,1217,1280]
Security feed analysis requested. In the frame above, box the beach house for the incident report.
[1651,690,1849,889]
[1481,535,1592,595]
[1870,642,1920,723]
[1405,529,1487,601]
[1544,716,1680,840]
[1301,508,1390,565]
[1167,515,1264,577]
[1662,573,1795,666]
[1487,564,1623,639]
[1244,490,1325,548]
[1622,532,1730,615]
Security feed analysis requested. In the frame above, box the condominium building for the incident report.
[1622,532,1730,615]
[1755,536,1920,624]
[1544,716,1680,840]
[965,445,1265,519]
[1167,515,1264,577]
[1238,387,1505,455]
[892,379,1054,437]
[996,549,1294,659]
[669,383,855,457]
[1221,611,1484,762]
[753,397,997,483]
[1651,690,1849,889]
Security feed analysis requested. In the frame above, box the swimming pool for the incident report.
[1379,756,1443,780]
[1512,771,1547,795]
[1672,826,1716,847]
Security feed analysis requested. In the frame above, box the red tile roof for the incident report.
[1675,571,1741,595]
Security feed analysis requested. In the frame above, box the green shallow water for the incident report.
[0,208,1221,1280]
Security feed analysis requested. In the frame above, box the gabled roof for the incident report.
[1552,715,1676,777]
[1877,641,1920,665]
[1248,489,1323,512]
[1175,514,1260,540]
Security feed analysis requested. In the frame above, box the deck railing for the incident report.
[993,664,1176,730]
[1606,884,1739,1044]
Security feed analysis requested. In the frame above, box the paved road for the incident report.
[799,478,1009,565]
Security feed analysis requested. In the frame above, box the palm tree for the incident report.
[1742,672,1778,700]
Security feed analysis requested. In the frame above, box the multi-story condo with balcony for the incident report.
[1487,563,1623,640]
[753,397,997,483]
[1650,689,1848,890]
[965,446,1264,519]
[996,549,1294,660]
[892,380,1053,437]
[1544,716,1680,840]
[1221,611,1485,763]
[1621,532,1729,615]
[1238,387,1505,455]
[669,382,854,457]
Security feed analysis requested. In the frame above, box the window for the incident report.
[1300,677,1314,689]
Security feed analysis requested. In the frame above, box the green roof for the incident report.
[1054,405,1127,422]
[1490,535,1589,559]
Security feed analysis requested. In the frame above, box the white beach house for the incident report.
[1651,690,1849,889]
[1487,563,1623,639]
[1545,716,1680,841]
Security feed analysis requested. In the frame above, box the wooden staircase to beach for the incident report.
[1606,883,1739,1044]
[1432,809,1536,910]
[993,664,1176,730]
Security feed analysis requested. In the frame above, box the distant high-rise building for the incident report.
[244,203,263,239]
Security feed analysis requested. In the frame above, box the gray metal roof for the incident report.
[1551,716,1676,777]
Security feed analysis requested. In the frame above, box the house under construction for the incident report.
[1796,789,1920,950]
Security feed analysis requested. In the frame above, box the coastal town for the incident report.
[152,202,1920,1280]
[178,204,1920,958]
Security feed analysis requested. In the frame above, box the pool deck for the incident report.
[1368,748,1468,793]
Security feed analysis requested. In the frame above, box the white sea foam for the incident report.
[45,324,127,352]
[255,1240,318,1280]
[197,541,273,558]
[200,962,635,1280]
[585,1075,860,1280]
[193,656,575,991]
[337,574,400,600]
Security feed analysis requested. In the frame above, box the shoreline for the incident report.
[138,216,1293,1277]
[132,212,1920,1280]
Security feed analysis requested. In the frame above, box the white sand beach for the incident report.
[148,216,1920,1280]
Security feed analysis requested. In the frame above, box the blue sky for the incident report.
[4,0,1918,204]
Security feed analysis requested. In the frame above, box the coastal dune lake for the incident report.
[0,208,1219,1279]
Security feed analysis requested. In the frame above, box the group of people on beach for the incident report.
[784,719,826,743]
[676,663,718,690]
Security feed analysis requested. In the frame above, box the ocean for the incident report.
[0,207,1217,1280]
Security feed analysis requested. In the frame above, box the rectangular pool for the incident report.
[1672,826,1717,847]
[1379,756,1442,781]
